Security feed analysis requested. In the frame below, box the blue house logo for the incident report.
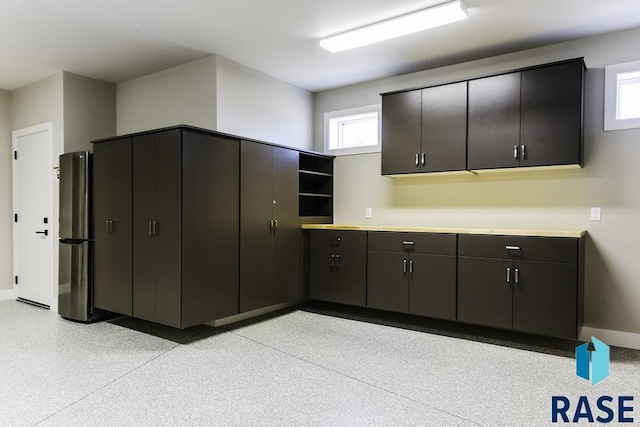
[576,337,610,385]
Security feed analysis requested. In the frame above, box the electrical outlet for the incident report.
[590,207,602,221]
[365,208,373,219]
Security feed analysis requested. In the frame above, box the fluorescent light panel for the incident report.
[320,0,469,53]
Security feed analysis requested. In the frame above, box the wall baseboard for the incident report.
[0,288,17,301]
[579,326,640,350]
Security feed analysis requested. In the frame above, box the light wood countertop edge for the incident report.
[301,224,586,239]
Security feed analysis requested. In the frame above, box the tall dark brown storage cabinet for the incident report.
[93,138,133,315]
[240,141,300,313]
[93,128,240,328]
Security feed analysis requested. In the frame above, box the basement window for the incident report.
[324,105,381,155]
[604,60,640,131]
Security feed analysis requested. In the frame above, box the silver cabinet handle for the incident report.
[506,267,511,284]
[269,219,274,233]
[274,219,278,231]
[421,153,425,166]
[521,145,526,160]
[402,241,414,245]
[409,260,414,274]
[148,221,153,236]
[403,259,407,273]
[513,145,519,160]
[107,220,113,234]
[505,246,520,251]
[415,153,419,167]
[331,254,335,268]
[335,254,340,268]
[152,221,159,236]
[514,268,519,284]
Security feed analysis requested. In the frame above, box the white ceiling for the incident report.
[2,0,640,92]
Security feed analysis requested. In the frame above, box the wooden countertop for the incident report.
[301,224,586,238]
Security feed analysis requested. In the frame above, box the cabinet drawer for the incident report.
[458,234,578,264]
[368,232,456,255]
[309,230,366,250]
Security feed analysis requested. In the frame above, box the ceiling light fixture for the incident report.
[320,0,469,53]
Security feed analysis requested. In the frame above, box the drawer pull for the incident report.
[505,246,521,251]
[506,267,511,284]
[330,237,341,247]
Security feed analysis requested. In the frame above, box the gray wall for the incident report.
[216,56,313,150]
[10,74,65,309]
[116,56,217,135]
[0,90,11,291]
[63,72,116,153]
[314,27,640,335]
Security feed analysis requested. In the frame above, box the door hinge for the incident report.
[14,214,18,223]
[15,276,18,285]
[14,151,17,160]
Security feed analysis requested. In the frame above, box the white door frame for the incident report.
[12,122,55,308]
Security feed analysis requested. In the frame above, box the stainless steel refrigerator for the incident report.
[58,151,96,321]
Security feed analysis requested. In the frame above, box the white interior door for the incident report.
[13,123,53,307]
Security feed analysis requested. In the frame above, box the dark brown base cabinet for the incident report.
[306,228,584,340]
[457,234,584,339]
[309,230,366,306]
[366,232,457,320]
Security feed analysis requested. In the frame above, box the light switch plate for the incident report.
[590,207,602,221]
[365,208,373,219]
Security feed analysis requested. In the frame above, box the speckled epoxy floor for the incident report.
[1,299,639,426]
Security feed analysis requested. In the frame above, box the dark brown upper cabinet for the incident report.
[381,83,467,175]
[240,141,301,313]
[468,59,584,170]
[383,58,584,174]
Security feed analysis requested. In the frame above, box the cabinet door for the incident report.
[458,257,513,329]
[408,254,456,321]
[240,142,274,312]
[132,133,157,323]
[94,139,132,315]
[520,61,583,167]
[468,73,521,170]
[110,139,133,316]
[512,260,578,339]
[335,249,366,307]
[152,130,182,328]
[421,82,467,172]
[381,91,422,175]
[272,147,301,305]
[309,247,335,302]
[181,132,239,327]
[367,251,408,313]
[93,141,114,312]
